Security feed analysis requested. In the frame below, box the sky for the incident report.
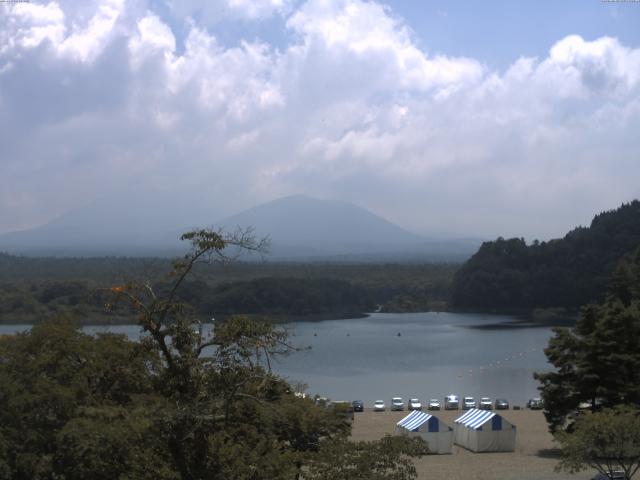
[1,0,640,240]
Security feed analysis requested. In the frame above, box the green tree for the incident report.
[555,406,640,480]
[108,228,426,479]
[535,246,640,433]
[53,405,176,480]
[305,435,428,480]
[0,319,160,480]
[0,228,426,480]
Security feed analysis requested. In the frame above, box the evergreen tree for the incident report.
[535,246,640,432]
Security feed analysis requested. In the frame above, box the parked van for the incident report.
[391,397,404,411]
[444,394,459,410]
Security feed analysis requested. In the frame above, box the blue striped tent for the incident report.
[454,409,516,452]
[395,410,453,454]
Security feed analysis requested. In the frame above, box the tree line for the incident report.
[0,257,457,324]
[451,200,640,311]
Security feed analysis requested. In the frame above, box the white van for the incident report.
[444,394,459,410]
[391,397,404,411]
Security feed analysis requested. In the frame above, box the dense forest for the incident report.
[0,256,457,324]
[451,201,640,311]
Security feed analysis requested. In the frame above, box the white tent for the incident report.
[394,410,453,454]
[453,409,516,452]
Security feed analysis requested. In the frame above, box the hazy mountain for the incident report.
[0,193,480,260]
[219,195,419,254]
[219,195,480,260]
[0,189,220,256]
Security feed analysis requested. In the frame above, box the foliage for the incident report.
[451,200,640,310]
[555,406,640,480]
[0,319,163,480]
[0,255,458,323]
[535,246,640,432]
[305,435,429,480]
[54,405,176,480]
[0,228,427,479]
[193,277,375,317]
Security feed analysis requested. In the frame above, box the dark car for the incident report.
[495,398,509,410]
[352,400,364,412]
[526,397,543,410]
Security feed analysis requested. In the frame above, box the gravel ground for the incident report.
[350,409,598,480]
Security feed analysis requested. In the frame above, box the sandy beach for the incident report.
[350,409,598,480]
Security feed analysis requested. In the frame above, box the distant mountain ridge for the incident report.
[451,200,640,310]
[0,189,218,256]
[0,194,479,260]
[218,195,425,258]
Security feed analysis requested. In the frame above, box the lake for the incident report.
[0,312,556,407]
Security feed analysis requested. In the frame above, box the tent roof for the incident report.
[454,409,498,430]
[397,411,433,431]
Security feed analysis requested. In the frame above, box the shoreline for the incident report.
[0,309,577,327]
[0,311,370,327]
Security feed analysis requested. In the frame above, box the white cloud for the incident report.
[162,0,293,23]
[1,0,124,63]
[287,0,484,92]
[129,13,176,68]
[227,0,293,19]
[58,0,124,62]
[2,2,66,51]
[0,0,639,239]
[545,35,640,97]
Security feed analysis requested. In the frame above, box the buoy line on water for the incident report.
[456,346,543,378]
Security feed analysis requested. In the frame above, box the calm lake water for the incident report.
[0,312,555,407]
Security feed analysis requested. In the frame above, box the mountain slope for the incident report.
[450,200,640,310]
[219,195,425,257]
[0,189,220,256]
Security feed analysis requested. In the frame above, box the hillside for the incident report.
[450,200,640,310]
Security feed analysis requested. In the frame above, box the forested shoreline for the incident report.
[451,201,640,311]
[0,256,457,324]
